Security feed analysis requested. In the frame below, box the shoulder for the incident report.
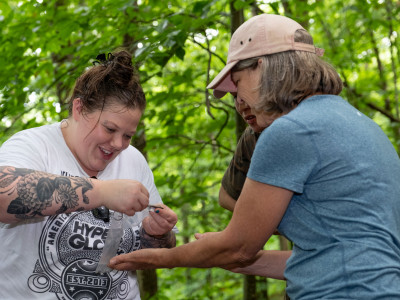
[116,145,151,173]
[9,123,60,138]
[265,95,347,137]
[290,95,345,120]
[0,123,63,169]
[2,123,61,147]
[122,145,147,161]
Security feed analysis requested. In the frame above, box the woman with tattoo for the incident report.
[108,15,400,299]
[0,50,177,299]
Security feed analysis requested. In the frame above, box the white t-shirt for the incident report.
[0,122,162,300]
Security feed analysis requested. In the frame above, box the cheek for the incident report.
[86,128,107,145]
[122,139,131,150]
[235,101,247,113]
[246,97,258,107]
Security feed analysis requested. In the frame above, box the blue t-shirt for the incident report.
[248,95,400,299]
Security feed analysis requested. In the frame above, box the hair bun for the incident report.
[68,48,145,116]
[106,50,134,87]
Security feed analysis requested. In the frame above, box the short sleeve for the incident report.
[139,158,162,205]
[0,130,46,170]
[248,117,319,194]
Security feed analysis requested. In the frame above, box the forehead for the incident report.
[104,102,132,113]
[100,107,142,131]
[231,68,258,86]
[231,68,260,94]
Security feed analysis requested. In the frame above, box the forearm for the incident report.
[0,166,100,224]
[140,226,176,249]
[150,231,249,269]
[226,250,291,280]
[109,181,293,272]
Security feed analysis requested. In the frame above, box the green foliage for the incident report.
[1,0,399,298]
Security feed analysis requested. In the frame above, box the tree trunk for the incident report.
[137,270,158,299]
[230,1,247,140]
[131,120,159,298]
[181,201,192,281]
[243,274,257,300]
[229,3,260,299]
[124,0,160,294]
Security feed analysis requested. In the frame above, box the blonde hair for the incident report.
[232,29,343,114]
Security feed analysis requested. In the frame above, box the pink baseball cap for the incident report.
[207,14,324,99]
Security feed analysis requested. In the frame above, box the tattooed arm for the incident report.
[0,166,95,223]
[0,166,150,224]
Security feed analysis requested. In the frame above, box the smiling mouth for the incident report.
[100,147,113,157]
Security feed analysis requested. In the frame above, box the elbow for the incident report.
[0,211,39,225]
[229,244,259,268]
[218,198,227,209]
[235,250,257,267]
[218,187,235,212]
[218,197,235,212]
[0,209,13,224]
[217,230,258,267]
[0,216,18,225]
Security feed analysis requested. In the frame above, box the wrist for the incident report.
[140,226,169,239]
[140,226,176,249]
[89,177,106,208]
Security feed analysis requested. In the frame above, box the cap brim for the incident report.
[207,61,238,99]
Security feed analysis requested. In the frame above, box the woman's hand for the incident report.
[97,179,149,215]
[141,203,177,236]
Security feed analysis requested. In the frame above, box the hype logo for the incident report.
[28,212,140,299]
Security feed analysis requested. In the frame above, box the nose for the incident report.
[235,95,245,104]
[235,97,249,113]
[110,134,124,150]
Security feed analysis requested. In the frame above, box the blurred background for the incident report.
[1,0,399,298]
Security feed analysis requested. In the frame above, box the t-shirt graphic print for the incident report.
[27,211,140,299]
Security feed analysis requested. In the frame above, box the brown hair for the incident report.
[68,50,146,116]
[232,29,343,114]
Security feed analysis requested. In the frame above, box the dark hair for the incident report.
[68,50,146,116]
[232,29,343,114]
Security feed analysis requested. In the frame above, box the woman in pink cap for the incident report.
[109,14,400,299]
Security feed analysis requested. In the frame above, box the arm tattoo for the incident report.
[0,166,93,220]
[140,226,176,249]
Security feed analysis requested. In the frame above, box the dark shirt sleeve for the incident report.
[221,127,259,200]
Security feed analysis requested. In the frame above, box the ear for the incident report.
[72,98,83,121]
[257,58,263,66]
